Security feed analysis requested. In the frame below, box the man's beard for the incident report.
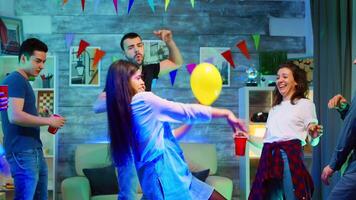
[128,55,144,66]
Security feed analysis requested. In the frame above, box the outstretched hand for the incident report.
[226,111,247,134]
[233,131,249,139]
[328,94,347,109]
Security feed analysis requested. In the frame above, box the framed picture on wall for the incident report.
[142,40,169,65]
[37,90,54,117]
[289,57,314,83]
[200,47,231,86]
[69,46,101,87]
[0,16,24,55]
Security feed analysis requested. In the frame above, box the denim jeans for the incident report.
[267,150,297,200]
[116,157,148,200]
[117,160,139,200]
[328,161,356,200]
[6,148,48,200]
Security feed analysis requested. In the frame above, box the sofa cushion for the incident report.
[76,144,113,176]
[180,143,217,175]
[206,176,233,200]
[91,194,118,200]
[83,165,118,196]
[192,169,210,182]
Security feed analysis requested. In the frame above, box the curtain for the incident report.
[310,0,353,199]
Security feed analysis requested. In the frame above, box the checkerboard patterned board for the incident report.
[37,90,54,117]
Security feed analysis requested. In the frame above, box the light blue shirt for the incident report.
[130,92,213,199]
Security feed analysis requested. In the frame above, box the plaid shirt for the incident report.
[249,139,314,200]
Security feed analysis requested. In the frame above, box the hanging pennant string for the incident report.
[81,0,85,12]
[165,0,170,11]
[113,0,118,14]
[128,0,135,14]
[252,34,261,51]
[190,0,194,8]
[147,0,155,12]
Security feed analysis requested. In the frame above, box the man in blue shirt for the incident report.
[321,60,356,199]
[1,38,65,200]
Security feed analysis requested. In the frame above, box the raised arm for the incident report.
[211,108,247,133]
[322,96,356,185]
[134,92,246,133]
[328,94,350,120]
[154,30,184,76]
[93,92,107,113]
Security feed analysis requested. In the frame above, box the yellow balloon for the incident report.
[190,63,223,105]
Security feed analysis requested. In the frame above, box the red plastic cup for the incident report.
[234,137,247,156]
[0,85,8,110]
[48,114,61,135]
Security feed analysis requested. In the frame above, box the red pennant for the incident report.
[93,49,106,67]
[221,50,235,68]
[81,0,85,11]
[236,40,251,60]
[77,40,90,58]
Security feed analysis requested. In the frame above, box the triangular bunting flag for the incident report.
[65,33,74,49]
[221,50,235,68]
[94,0,101,13]
[186,63,196,75]
[81,0,85,11]
[128,0,134,13]
[77,40,90,58]
[236,40,251,60]
[93,49,106,67]
[165,0,170,11]
[147,0,155,12]
[113,0,118,14]
[252,34,260,50]
[169,69,177,86]
[204,57,215,64]
[190,0,194,8]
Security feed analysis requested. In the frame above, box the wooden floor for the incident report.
[1,190,53,200]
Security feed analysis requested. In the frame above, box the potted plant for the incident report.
[259,51,287,86]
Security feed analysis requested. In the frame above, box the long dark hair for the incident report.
[272,62,309,106]
[105,60,139,165]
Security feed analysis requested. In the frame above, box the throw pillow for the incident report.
[192,169,210,182]
[83,165,118,196]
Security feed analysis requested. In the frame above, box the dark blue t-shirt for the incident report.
[142,63,160,91]
[1,71,42,153]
